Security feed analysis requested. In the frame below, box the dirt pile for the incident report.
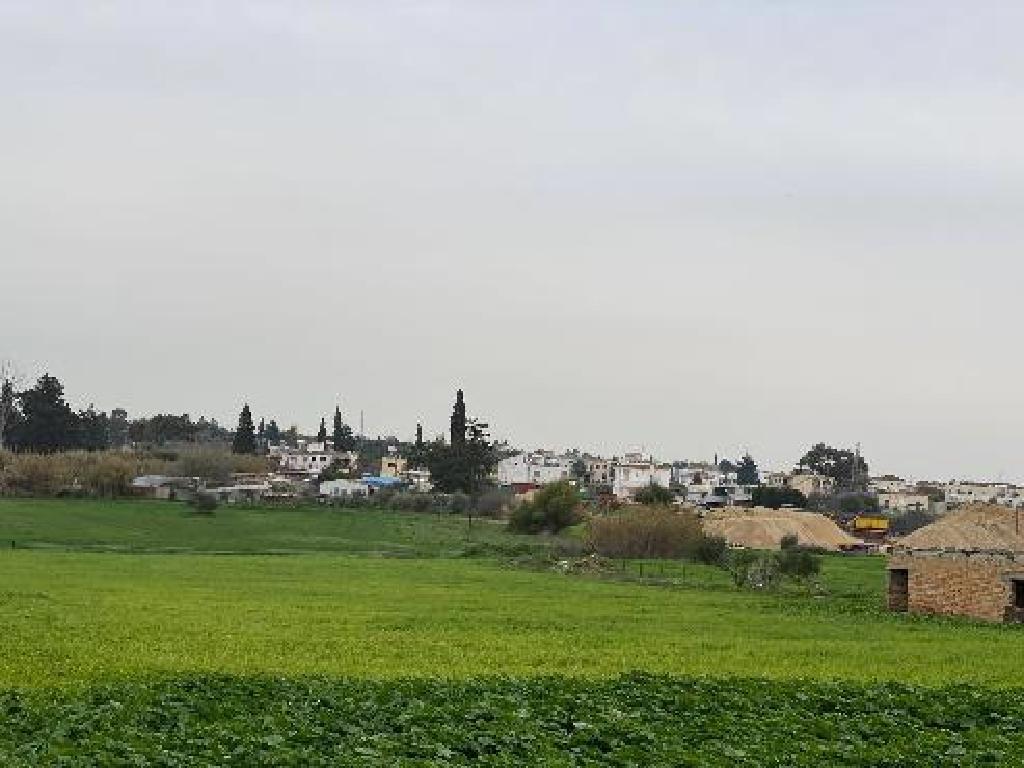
[703,507,861,551]
[897,504,1024,552]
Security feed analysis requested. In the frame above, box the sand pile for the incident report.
[703,506,861,551]
[898,504,1024,552]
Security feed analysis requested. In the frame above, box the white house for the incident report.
[611,454,673,500]
[278,448,358,478]
[404,468,433,492]
[319,478,369,498]
[496,451,574,486]
[945,481,1024,508]
[869,476,912,495]
[878,491,930,515]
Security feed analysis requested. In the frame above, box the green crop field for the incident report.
[1,549,1022,689]
[0,498,557,556]
[2,499,1023,766]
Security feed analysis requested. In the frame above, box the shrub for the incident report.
[171,449,233,483]
[508,481,581,534]
[473,488,512,519]
[726,549,780,589]
[693,535,729,565]
[0,450,170,497]
[777,547,822,580]
[448,492,470,515]
[633,483,674,505]
[751,486,807,509]
[189,492,218,514]
[780,533,799,550]
[587,506,703,559]
[889,509,939,536]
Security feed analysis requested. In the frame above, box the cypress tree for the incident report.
[450,389,466,447]
[232,404,257,454]
[332,406,355,452]
[317,417,328,444]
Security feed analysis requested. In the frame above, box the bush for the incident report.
[693,535,729,565]
[751,486,807,509]
[189,492,218,514]
[889,509,939,536]
[448,492,471,515]
[777,547,822,580]
[473,488,512,519]
[633,483,674,505]
[726,549,781,589]
[780,533,799,550]
[0,450,170,498]
[587,506,704,559]
[508,481,581,534]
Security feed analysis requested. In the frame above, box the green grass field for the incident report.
[2,498,1023,765]
[0,498,553,556]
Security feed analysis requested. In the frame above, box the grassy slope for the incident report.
[2,550,1023,689]
[0,498,547,555]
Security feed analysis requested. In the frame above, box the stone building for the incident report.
[887,504,1024,623]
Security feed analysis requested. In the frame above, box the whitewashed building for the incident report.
[320,478,369,498]
[611,453,673,500]
[278,447,358,478]
[869,476,912,495]
[878,491,931,515]
[945,481,1024,509]
[496,451,574,486]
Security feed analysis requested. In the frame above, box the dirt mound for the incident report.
[703,506,861,551]
[898,504,1024,552]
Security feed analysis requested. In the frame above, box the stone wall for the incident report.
[887,550,1024,623]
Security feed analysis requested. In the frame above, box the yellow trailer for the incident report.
[853,515,889,534]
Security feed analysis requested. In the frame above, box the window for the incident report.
[1014,580,1024,612]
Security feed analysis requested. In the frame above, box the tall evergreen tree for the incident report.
[265,419,281,443]
[317,417,328,443]
[257,418,266,441]
[0,376,14,451]
[232,404,257,454]
[450,389,466,447]
[332,406,355,451]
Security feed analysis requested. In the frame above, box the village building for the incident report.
[887,504,1024,623]
[944,481,1024,509]
[582,455,612,486]
[277,444,358,479]
[786,471,836,499]
[611,453,672,500]
[496,451,574,486]
[403,467,433,492]
[877,491,931,515]
[868,475,912,494]
[380,452,408,478]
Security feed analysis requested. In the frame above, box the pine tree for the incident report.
[317,417,328,444]
[232,404,257,454]
[8,374,78,453]
[736,454,760,485]
[265,419,281,443]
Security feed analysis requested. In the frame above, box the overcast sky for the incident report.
[3,1,1023,481]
